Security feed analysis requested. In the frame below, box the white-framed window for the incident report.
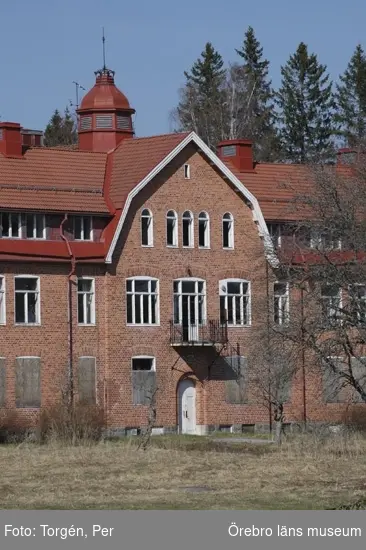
[132,356,156,372]
[182,210,194,247]
[184,164,190,179]
[166,210,178,247]
[310,229,341,251]
[198,211,210,248]
[267,223,282,248]
[274,282,289,325]
[74,216,93,241]
[14,276,40,325]
[126,277,159,325]
[141,208,153,247]
[222,212,234,249]
[0,212,22,238]
[26,214,46,239]
[173,278,206,326]
[349,284,366,324]
[77,278,96,325]
[0,276,5,324]
[219,279,251,326]
[321,284,341,326]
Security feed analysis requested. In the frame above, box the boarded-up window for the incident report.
[132,357,156,405]
[322,358,347,403]
[78,357,96,404]
[15,357,41,408]
[224,356,248,404]
[351,357,366,403]
[0,358,5,407]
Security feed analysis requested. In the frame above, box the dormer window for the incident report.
[0,212,22,238]
[26,214,46,239]
[74,216,93,241]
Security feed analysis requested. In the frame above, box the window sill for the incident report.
[1,236,22,240]
[78,323,96,327]
[74,238,93,242]
[223,247,234,251]
[227,324,251,328]
[198,246,211,250]
[127,323,160,327]
[141,244,154,248]
[14,323,41,327]
[166,245,178,248]
[182,246,194,249]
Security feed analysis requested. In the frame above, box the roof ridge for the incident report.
[28,146,107,155]
[127,131,190,142]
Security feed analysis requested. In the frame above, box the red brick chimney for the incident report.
[0,122,22,157]
[217,139,254,171]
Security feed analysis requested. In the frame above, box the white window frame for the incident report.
[141,208,153,247]
[0,275,5,325]
[219,279,251,326]
[321,284,342,326]
[173,278,207,326]
[126,276,160,326]
[273,282,290,325]
[26,213,46,240]
[349,283,366,325]
[182,210,194,248]
[0,212,22,239]
[198,211,210,248]
[267,223,282,248]
[74,216,93,241]
[184,164,191,179]
[310,229,341,251]
[77,277,96,325]
[166,210,178,247]
[131,356,156,372]
[14,275,41,325]
[222,212,234,249]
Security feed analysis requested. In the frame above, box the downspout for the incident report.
[300,287,307,427]
[266,261,273,433]
[60,214,76,410]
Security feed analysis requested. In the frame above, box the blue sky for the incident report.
[1,0,365,137]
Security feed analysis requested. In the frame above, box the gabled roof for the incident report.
[0,147,110,213]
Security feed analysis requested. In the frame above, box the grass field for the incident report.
[0,433,365,509]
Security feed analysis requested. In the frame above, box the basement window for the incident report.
[74,216,93,241]
[26,214,46,239]
[15,277,40,325]
[0,212,22,238]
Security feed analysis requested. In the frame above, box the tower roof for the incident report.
[78,68,134,113]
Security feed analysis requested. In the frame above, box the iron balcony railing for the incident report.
[170,319,228,346]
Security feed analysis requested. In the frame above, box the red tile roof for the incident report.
[109,133,190,207]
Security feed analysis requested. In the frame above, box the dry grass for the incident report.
[0,433,366,509]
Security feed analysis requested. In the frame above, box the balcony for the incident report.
[170,320,228,346]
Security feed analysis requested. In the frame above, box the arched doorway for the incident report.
[178,379,196,434]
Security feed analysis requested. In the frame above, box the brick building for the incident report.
[0,65,364,435]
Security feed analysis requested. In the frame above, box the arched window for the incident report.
[222,212,234,249]
[198,211,210,248]
[166,210,178,247]
[141,209,153,246]
[182,211,194,247]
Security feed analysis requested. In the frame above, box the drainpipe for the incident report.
[60,214,76,410]
[300,287,307,427]
[266,261,273,433]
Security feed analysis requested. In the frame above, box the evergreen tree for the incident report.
[235,26,278,161]
[335,44,366,147]
[174,42,227,150]
[277,42,335,163]
[44,107,78,147]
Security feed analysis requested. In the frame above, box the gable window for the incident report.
[184,164,190,179]
[0,276,5,324]
[321,284,341,326]
[141,209,153,247]
[220,279,250,326]
[182,211,194,247]
[267,223,282,248]
[350,284,366,325]
[198,211,210,248]
[166,210,178,247]
[222,213,234,249]
[0,212,22,238]
[274,282,289,325]
[126,277,159,325]
[74,216,92,241]
[26,214,46,239]
[131,356,156,405]
[77,278,95,325]
[15,277,40,325]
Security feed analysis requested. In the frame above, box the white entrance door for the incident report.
[178,379,196,434]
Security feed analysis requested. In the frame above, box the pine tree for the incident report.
[44,107,78,147]
[174,42,227,150]
[235,26,278,161]
[335,44,366,147]
[277,42,335,163]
